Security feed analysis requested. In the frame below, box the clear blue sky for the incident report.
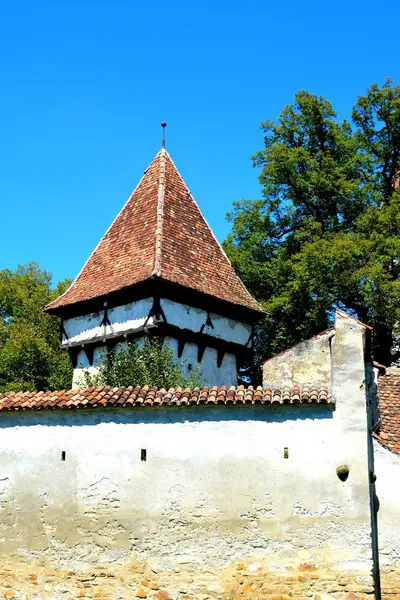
[1,0,399,284]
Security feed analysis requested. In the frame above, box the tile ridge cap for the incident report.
[151,148,167,278]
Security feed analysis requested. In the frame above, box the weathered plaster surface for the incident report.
[0,401,373,599]
[0,311,377,598]
[263,329,333,389]
[373,439,400,599]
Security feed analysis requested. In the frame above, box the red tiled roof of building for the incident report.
[46,149,263,315]
[376,369,400,454]
[0,385,331,411]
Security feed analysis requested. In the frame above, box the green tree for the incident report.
[81,338,204,389]
[224,80,400,367]
[0,262,73,392]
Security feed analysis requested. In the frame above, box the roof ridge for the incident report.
[152,148,167,277]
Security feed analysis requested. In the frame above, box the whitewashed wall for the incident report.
[0,310,378,599]
[161,299,252,345]
[164,337,237,387]
[63,298,155,346]
[63,298,252,348]
[0,403,372,578]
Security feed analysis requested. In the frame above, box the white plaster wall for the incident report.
[164,337,237,387]
[76,346,105,369]
[0,404,372,574]
[63,298,251,348]
[373,439,400,571]
[62,298,155,346]
[161,299,252,346]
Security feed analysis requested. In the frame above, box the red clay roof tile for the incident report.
[46,149,263,315]
[0,386,332,411]
[376,370,400,454]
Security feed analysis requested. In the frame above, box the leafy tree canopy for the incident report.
[224,79,400,367]
[0,262,73,392]
[80,339,204,389]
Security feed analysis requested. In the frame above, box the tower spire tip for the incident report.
[161,122,167,148]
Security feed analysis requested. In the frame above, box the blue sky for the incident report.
[1,0,399,284]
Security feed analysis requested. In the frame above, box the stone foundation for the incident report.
[0,559,376,600]
[380,567,400,600]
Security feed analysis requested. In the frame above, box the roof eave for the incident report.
[44,276,264,323]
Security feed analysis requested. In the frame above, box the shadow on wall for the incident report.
[0,403,335,429]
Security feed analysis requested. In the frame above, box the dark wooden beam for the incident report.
[217,349,225,368]
[177,339,186,358]
[66,322,251,362]
[197,343,206,363]
[84,346,94,366]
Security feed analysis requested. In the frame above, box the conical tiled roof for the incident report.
[46,148,263,315]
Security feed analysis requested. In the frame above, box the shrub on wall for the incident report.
[80,338,204,389]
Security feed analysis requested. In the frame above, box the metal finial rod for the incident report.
[161,122,167,148]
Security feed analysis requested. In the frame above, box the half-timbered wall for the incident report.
[65,298,252,388]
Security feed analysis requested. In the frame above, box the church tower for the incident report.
[46,132,263,387]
